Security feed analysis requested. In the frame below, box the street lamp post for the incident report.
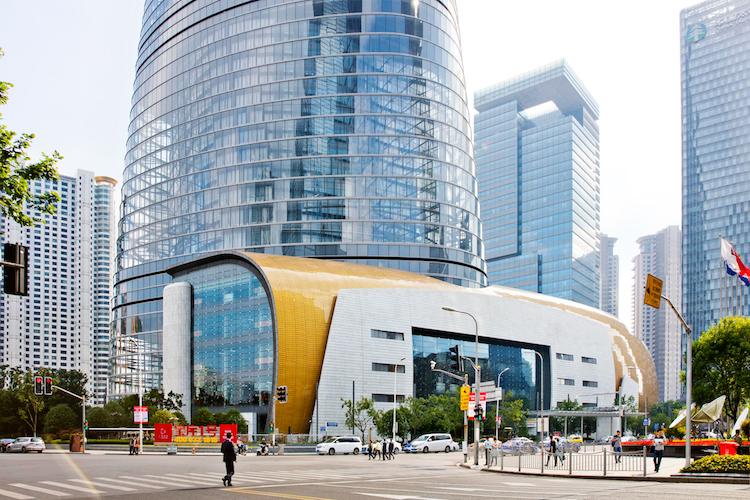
[496,367,509,440]
[393,357,406,444]
[442,307,480,466]
[129,337,143,455]
[525,350,544,441]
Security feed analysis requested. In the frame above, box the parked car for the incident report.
[543,437,580,453]
[5,437,45,453]
[0,438,15,453]
[315,436,362,455]
[404,433,455,453]
[502,437,537,454]
[362,440,401,455]
[597,435,613,444]
[567,434,583,443]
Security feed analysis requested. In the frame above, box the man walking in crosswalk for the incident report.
[221,431,237,487]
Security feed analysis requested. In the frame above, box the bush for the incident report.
[681,455,750,473]
[665,426,685,440]
[43,404,77,434]
[741,419,750,439]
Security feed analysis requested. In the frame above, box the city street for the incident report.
[1,448,748,499]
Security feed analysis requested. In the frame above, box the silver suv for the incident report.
[6,437,45,453]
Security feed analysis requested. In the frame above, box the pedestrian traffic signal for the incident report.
[34,376,43,395]
[44,376,53,395]
[277,385,287,403]
[449,345,462,372]
[3,243,29,296]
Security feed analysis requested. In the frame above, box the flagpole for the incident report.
[720,234,724,319]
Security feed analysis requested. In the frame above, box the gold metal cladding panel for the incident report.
[240,253,457,434]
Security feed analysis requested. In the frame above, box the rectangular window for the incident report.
[557,378,575,386]
[582,380,598,387]
[372,363,405,373]
[372,394,405,403]
[582,357,597,364]
[371,329,404,341]
[556,353,574,361]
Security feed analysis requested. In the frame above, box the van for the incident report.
[315,436,362,455]
[404,433,455,453]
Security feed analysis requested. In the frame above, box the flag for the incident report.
[721,238,750,286]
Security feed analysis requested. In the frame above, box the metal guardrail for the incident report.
[487,446,649,477]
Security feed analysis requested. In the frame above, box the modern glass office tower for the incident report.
[681,0,750,339]
[633,226,682,402]
[474,60,601,308]
[599,234,619,318]
[111,0,485,400]
[0,172,116,405]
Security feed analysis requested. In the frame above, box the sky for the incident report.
[1,0,700,326]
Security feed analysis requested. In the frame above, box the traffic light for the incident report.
[476,405,485,420]
[44,376,53,395]
[277,385,287,403]
[449,345,462,372]
[84,421,88,431]
[3,243,29,296]
[34,376,43,395]
[269,422,274,433]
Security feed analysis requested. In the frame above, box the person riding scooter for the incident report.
[257,438,269,456]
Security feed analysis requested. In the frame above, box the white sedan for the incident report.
[6,437,45,453]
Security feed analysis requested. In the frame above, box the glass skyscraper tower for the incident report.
[474,60,601,308]
[111,0,485,399]
[681,0,750,338]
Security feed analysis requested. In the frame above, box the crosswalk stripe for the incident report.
[39,482,105,494]
[95,478,164,489]
[231,474,285,482]
[0,489,34,500]
[9,484,69,497]
[119,475,195,487]
[183,473,257,485]
[144,475,205,485]
[69,480,136,492]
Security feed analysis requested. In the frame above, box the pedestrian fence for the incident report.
[485,446,649,477]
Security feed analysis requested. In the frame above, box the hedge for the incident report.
[681,455,750,474]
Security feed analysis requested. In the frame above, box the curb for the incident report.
[460,463,750,485]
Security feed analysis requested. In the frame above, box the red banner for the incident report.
[154,424,237,444]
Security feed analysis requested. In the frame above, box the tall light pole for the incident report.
[496,367,509,440]
[525,349,544,441]
[129,337,143,455]
[442,307,480,466]
[393,357,406,444]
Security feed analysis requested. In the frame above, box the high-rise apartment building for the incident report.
[111,0,484,400]
[0,172,117,405]
[633,226,682,402]
[682,0,750,338]
[600,234,619,317]
[474,60,601,308]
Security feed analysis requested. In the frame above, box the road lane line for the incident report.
[0,489,34,500]
[69,480,136,492]
[229,491,335,500]
[144,475,206,485]
[39,482,105,494]
[195,473,263,483]
[95,478,164,489]
[119,475,197,487]
[9,484,70,497]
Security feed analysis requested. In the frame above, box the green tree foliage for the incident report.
[15,368,50,435]
[371,406,413,440]
[153,409,175,424]
[86,407,113,428]
[0,48,61,226]
[682,316,750,421]
[649,400,685,430]
[173,410,188,426]
[341,396,375,439]
[214,408,248,433]
[102,401,130,427]
[192,407,215,426]
[741,419,750,439]
[43,404,77,434]
[493,393,529,438]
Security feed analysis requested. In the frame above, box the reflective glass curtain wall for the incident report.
[111,0,485,398]
[474,61,601,308]
[681,0,750,340]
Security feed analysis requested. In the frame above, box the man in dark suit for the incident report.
[221,431,237,487]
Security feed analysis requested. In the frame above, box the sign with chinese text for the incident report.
[134,406,148,424]
[459,386,470,411]
[467,392,486,420]
[154,424,238,444]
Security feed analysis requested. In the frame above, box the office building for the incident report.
[157,251,656,435]
[681,0,750,338]
[474,60,601,309]
[633,226,682,402]
[112,0,485,399]
[600,234,619,317]
[0,172,117,405]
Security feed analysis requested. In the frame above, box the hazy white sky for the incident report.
[1,0,700,325]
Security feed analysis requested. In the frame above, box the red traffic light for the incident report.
[34,377,43,395]
[44,377,53,395]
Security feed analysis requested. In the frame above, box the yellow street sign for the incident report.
[460,386,470,411]
[644,274,663,309]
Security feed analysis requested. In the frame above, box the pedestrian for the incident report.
[373,439,381,460]
[612,431,622,464]
[368,440,375,460]
[388,438,395,459]
[734,429,743,454]
[129,436,135,456]
[653,429,665,473]
[381,438,388,460]
[221,431,237,487]
[546,437,557,466]
[134,436,140,455]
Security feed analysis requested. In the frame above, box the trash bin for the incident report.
[719,441,739,455]
[70,435,81,453]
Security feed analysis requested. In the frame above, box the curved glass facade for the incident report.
[111,0,484,399]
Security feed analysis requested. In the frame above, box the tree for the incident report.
[14,368,49,435]
[43,404,77,434]
[86,407,113,428]
[192,407,215,426]
[372,406,413,440]
[496,393,529,438]
[341,397,375,439]
[683,316,750,421]
[215,408,248,433]
[47,369,88,422]
[153,409,175,424]
[0,48,61,226]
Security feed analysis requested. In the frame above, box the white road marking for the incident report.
[0,489,34,500]
[355,494,448,500]
[95,478,164,489]
[119,475,196,487]
[503,482,535,486]
[9,484,70,497]
[144,474,205,485]
[69,480,136,492]
[39,482,105,494]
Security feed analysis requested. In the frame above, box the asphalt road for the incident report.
[1,448,749,499]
